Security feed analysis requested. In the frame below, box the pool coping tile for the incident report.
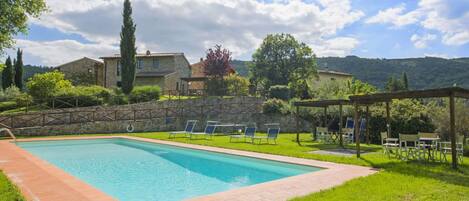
[1,136,377,201]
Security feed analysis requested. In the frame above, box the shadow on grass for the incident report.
[360,156,469,188]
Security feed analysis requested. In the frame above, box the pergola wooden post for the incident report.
[349,87,469,169]
[386,101,391,138]
[323,107,328,127]
[449,92,457,169]
[339,104,343,147]
[366,106,370,144]
[354,104,360,158]
[296,106,301,146]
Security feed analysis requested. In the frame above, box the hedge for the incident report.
[269,85,290,100]
[129,85,161,103]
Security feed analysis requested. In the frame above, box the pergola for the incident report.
[294,99,358,147]
[294,87,469,169]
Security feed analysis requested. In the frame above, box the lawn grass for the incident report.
[6,132,469,201]
[0,170,24,201]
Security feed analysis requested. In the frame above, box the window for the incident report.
[117,81,122,87]
[137,58,144,69]
[330,78,336,81]
[152,58,160,69]
[117,60,121,76]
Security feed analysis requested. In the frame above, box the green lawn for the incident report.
[6,132,469,201]
[0,170,24,201]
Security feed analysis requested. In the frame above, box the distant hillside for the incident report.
[23,65,52,82]
[230,56,469,89]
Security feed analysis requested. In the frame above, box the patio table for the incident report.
[213,123,247,135]
[419,137,440,161]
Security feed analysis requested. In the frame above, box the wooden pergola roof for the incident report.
[349,87,469,104]
[293,99,351,107]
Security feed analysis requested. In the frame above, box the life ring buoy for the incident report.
[126,123,135,133]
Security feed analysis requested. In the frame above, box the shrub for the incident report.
[50,86,112,108]
[0,86,23,101]
[225,74,249,96]
[262,99,290,114]
[26,71,72,101]
[0,101,17,112]
[108,88,128,105]
[129,85,161,103]
[269,85,290,100]
[14,93,33,107]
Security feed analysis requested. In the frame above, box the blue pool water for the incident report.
[17,138,320,201]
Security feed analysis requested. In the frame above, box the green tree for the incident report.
[119,0,137,94]
[402,72,409,90]
[2,57,13,89]
[251,33,317,98]
[0,0,47,54]
[385,75,405,92]
[26,71,72,100]
[225,74,249,96]
[14,48,23,90]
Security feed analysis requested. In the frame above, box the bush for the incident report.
[0,101,17,112]
[225,74,249,96]
[262,99,291,114]
[129,85,161,103]
[50,86,112,108]
[108,88,128,105]
[0,86,23,102]
[26,71,72,101]
[269,85,290,100]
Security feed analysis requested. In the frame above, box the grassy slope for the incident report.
[7,132,469,201]
[0,171,24,201]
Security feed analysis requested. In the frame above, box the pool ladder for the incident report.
[1,128,16,142]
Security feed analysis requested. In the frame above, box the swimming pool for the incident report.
[17,138,321,201]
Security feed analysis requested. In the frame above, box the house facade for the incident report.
[55,57,105,86]
[187,58,236,90]
[100,51,191,91]
[311,69,353,88]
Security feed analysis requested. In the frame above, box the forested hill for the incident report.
[231,56,469,89]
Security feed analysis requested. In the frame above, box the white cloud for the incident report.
[366,0,469,46]
[14,39,117,66]
[311,37,360,57]
[365,4,422,27]
[410,34,437,48]
[21,0,363,65]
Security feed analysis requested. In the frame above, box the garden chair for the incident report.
[230,126,256,143]
[168,120,197,138]
[381,132,399,157]
[252,126,280,144]
[315,127,330,143]
[439,135,464,164]
[343,117,354,143]
[399,134,421,160]
[417,132,439,161]
[190,124,216,140]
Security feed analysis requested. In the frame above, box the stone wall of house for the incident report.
[8,97,312,136]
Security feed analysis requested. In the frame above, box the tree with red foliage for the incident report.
[203,45,233,95]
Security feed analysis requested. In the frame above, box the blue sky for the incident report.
[7,0,469,66]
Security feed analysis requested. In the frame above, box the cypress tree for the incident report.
[402,72,409,90]
[14,48,24,90]
[2,57,13,89]
[119,0,137,94]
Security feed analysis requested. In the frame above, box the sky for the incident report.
[5,0,469,66]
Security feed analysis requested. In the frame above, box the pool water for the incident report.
[17,138,320,201]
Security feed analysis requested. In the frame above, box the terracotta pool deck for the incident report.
[0,136,377,201]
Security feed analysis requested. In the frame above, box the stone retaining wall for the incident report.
[9,97,313,136]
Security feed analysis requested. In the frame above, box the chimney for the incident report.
[200,57,203,62]
[146,50,151,56]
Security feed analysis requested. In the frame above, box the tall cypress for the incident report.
[14,48,24,90]
[120,0,137,94]
[2,57,13,89]
[402,72,409,90]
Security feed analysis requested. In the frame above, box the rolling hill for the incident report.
[231,56,469,90]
